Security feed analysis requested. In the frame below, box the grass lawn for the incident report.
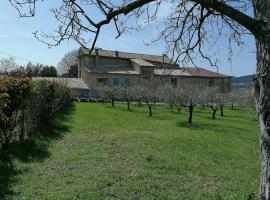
[0,102,260,200]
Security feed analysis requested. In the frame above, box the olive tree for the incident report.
[9,0,270,198]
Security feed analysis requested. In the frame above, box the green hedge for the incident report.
[0,77,71,154]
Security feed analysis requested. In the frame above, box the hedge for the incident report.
[0,77,71,155]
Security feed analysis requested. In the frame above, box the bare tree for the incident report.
[205,87,219,119]
[181,83,204,126]
[159,84,176,110]
[57,49,78,76]
[131,85,144,107]
[119,86,133,111]
[218,93,228,117]
[141,87,157,117]
[97,85,119,107]
[8,0,270,198]
[172,87,183,114]
[228,90,239,110]
[0,57,17,75]
[238,88,256,111]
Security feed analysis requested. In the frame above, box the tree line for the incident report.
[83,83,255,126]
[0,57,58,77]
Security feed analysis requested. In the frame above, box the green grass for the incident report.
[0,102,260,200]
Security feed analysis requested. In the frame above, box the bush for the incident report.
[25,80,71,136]
[0,77,71,154]
[0,77,32,149]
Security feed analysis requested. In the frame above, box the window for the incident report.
[124,78,131,87]
[142,69,151,79]
[208,79,214,87]
[112,78,119,86]
[97,78,108,85]
[171,78,177,87]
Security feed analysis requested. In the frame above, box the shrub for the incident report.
[25,80,71,136]
[0,77,71,154]
[0,77,32,149]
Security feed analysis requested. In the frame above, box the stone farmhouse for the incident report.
[78,47,231,93]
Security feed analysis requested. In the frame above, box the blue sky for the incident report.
[0,1,256,77]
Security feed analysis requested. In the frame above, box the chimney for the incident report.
[162,54,166,67]
[95,48,99,55]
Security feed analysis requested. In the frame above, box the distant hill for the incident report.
[231,75,254,90]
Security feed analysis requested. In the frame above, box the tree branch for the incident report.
[191,0,265,37]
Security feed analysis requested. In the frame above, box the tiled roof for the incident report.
[107,71,140,75]
[79,47,172,64]
[183,67,229,77]
[84,67,139,75]
[32,77,89,89]
[154,68,191,76]
[131,58,155,67]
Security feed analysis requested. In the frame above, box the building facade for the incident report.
[78,47,231,93]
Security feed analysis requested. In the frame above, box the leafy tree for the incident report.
[39,66,58,77]
[25,62,43,77]
[7,62,44,77]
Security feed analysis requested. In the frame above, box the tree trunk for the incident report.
[188,106,193,126]
[111,97,114,107]
[127,101,130,111]
[255,39,270,200]
[19,109,25,144]
[220,105,224,117]
[149,105,152,117]
[212,108,217,119]
[254,2,270,199]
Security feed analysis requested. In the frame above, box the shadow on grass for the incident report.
[0,104,75,199]
[104,103,147,115]
[176,118,251,133]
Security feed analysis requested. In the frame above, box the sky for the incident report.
[0,1,256,77]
